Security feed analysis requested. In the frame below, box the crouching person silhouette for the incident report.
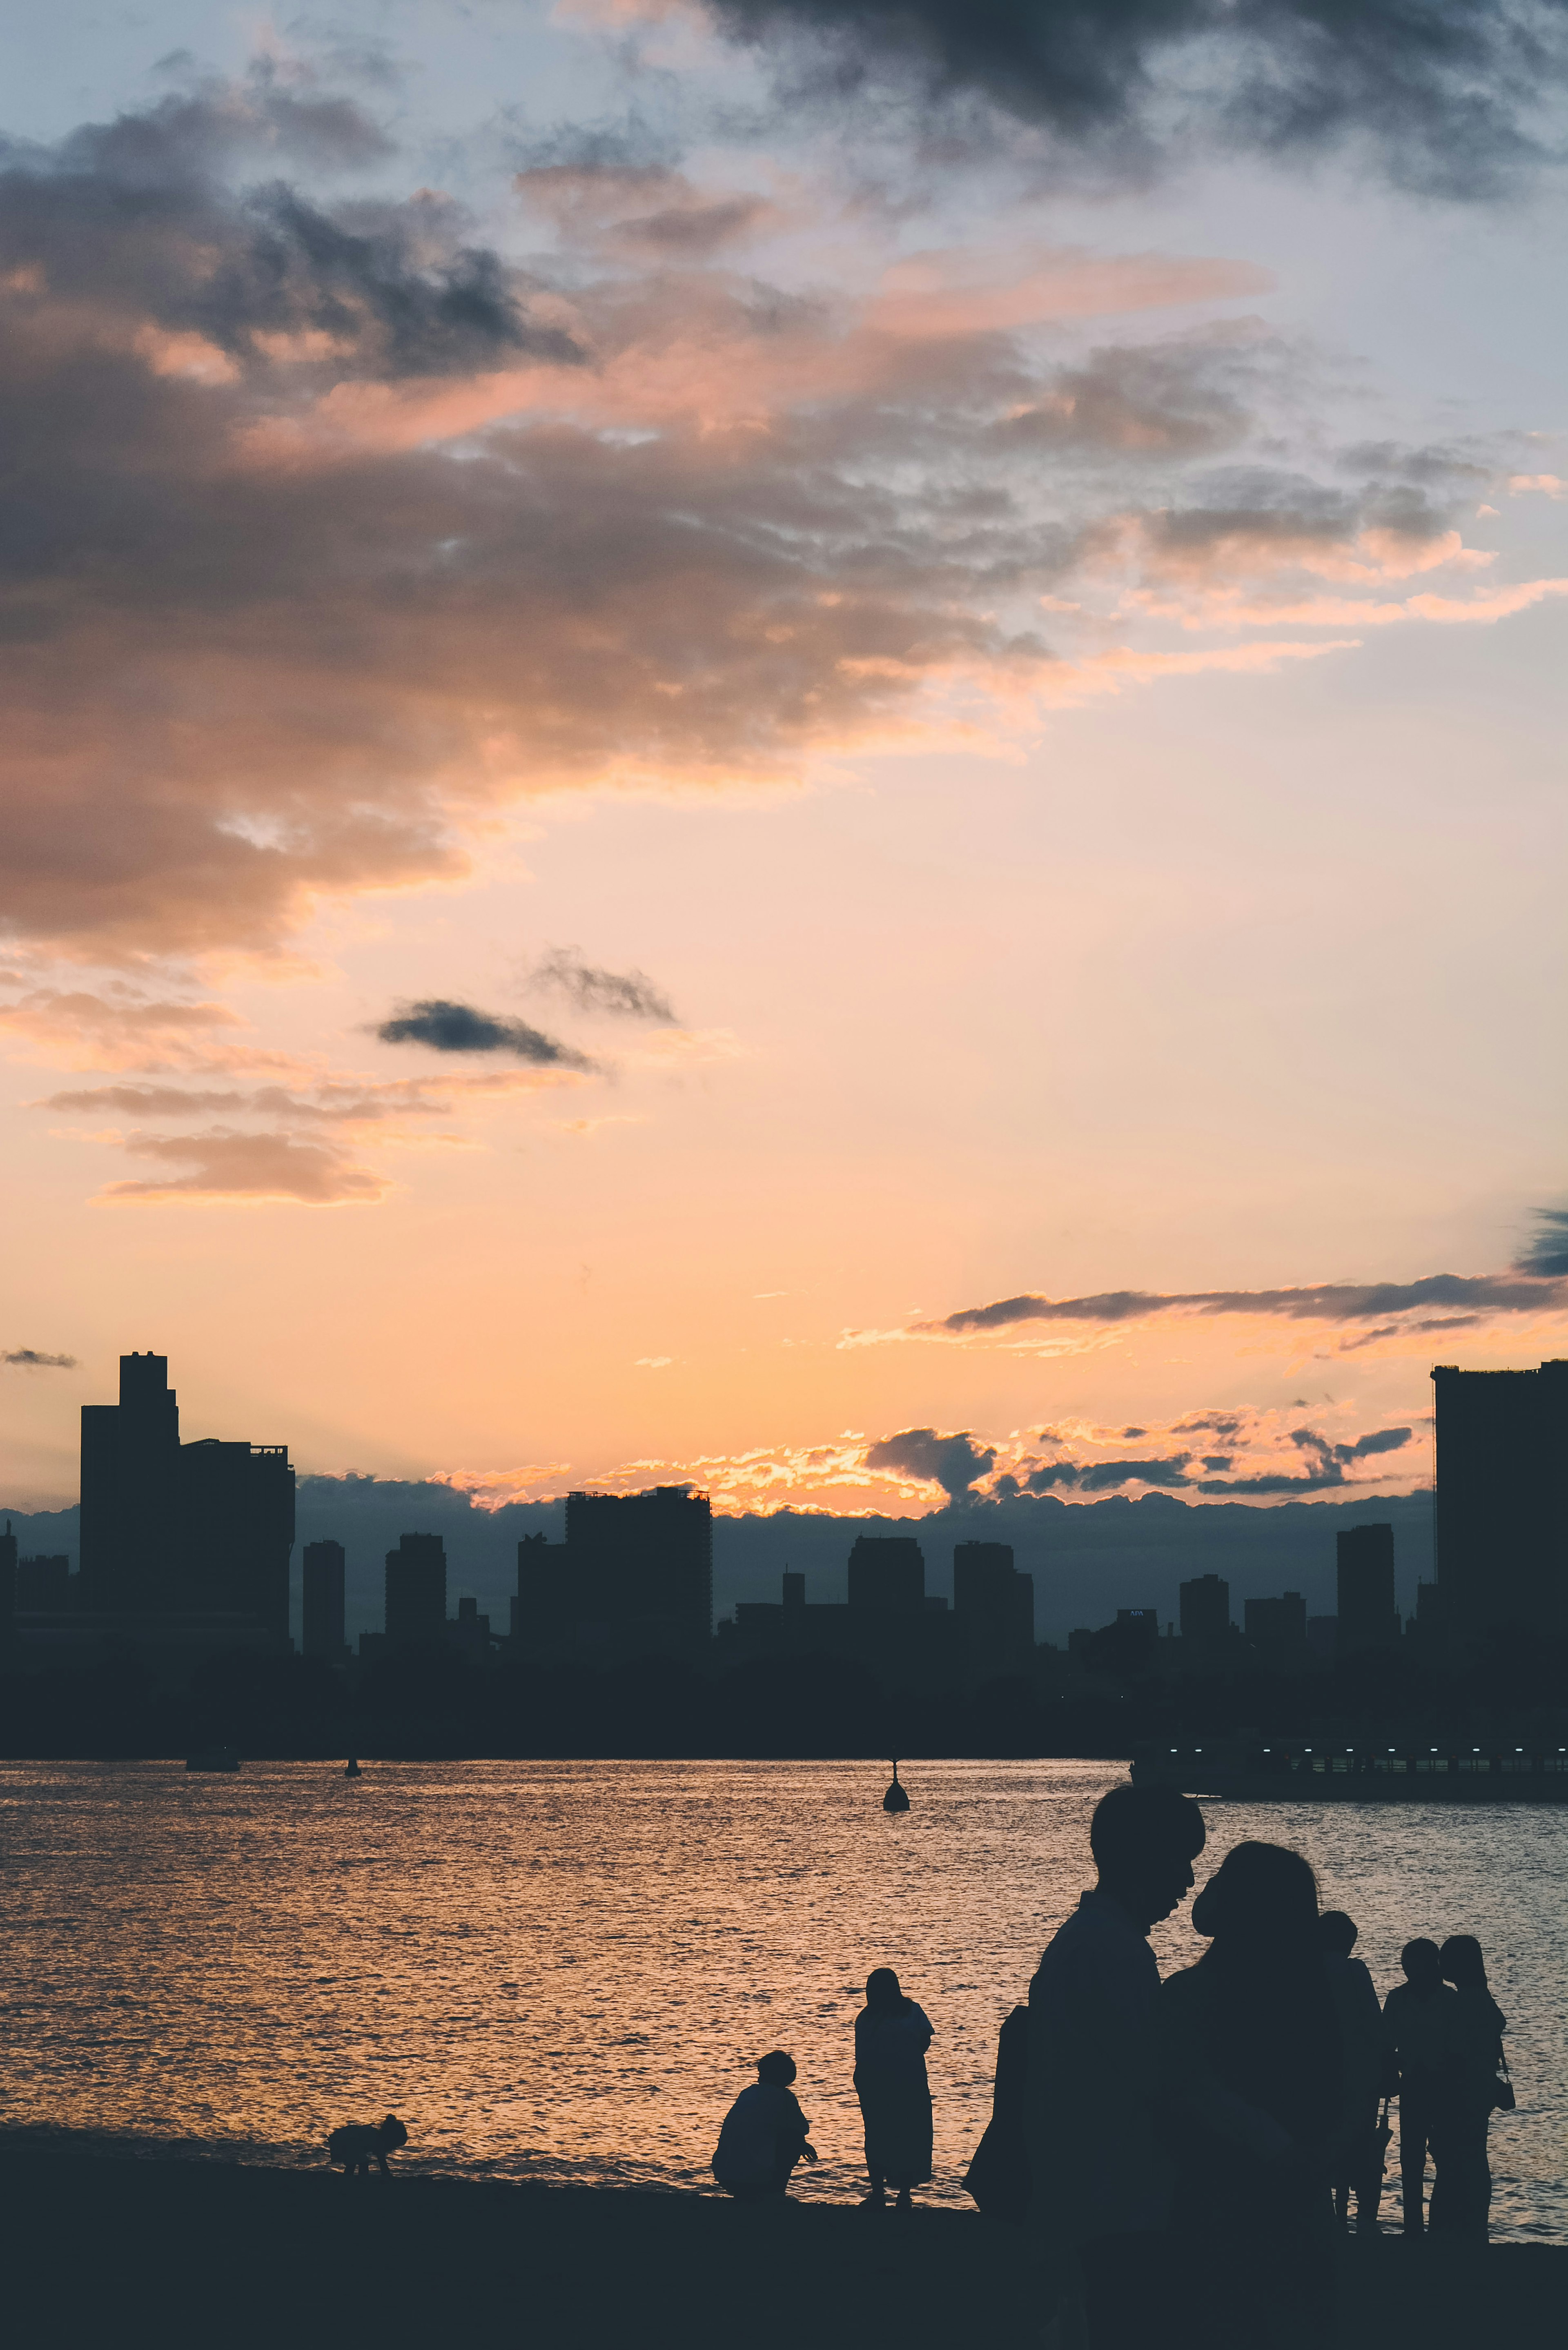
[713,2052,818,2202]
[328,2114,409,2177]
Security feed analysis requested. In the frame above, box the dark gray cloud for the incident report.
[376,1000,595,1068]
[528,948,677,1023]
[864,1426,997,1499]
[1195,1421,1412,1492]
[0,112,581,381]
[922,1271,1568,1334]
[3,1348,77,1369]
[1001,1452,1194,1493]
[706,0,1568,194]
[1515,1205,1568,1278]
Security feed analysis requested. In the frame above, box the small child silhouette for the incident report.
[712,2052,818,2202]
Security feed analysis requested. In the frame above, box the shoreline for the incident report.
[2,2143,1560,2348]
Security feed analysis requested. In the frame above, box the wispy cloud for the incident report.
[879,1270,1568,1343]
[3,1348,78,1370]
[527,947,677,1024]
[99,1128,389,1206]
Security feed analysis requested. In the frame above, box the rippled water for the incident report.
[0,1760,1561,2239]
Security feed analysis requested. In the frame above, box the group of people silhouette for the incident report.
[710,1784,1512,2349]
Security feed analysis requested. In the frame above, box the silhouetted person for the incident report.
[962,2001,1030,2223]
[1432,1935,1508,2241]
[1156,1843,1373,2350]
[1318,1910,1385,2231]
[1382,1937,1459,2236]
[1026,1781,1205,2349]
[854,1967,933,2211]
[712,2052,817,2201]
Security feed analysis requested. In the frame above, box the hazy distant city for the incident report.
[2,1349,1563,1758]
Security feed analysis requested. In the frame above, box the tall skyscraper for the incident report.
[1179,1573,1230,1644]
[1336,1524,1400,1651]
[78,1353,294,1631]
[564,1487,713,1646]
[302,1539,347,1659]
[953,1541,1033,1656]
[80,1352,180,1610]
[385,1533,448,1646]
[1432,1361,1568,1641]
[846,1536,925,1612]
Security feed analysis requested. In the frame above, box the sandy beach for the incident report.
[2,2146,1559,2349]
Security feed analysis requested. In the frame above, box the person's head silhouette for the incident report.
[1192,1840,1319,1952]
[1088,1782,1206,1931]
[1399,1936,1443,1993]
[1438,1933,1488,1989]
[1318,1909,1359,1958]
[756,2050,797,2087]
[864,1967,908,2015]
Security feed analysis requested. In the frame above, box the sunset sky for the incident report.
[2,0,1567,1522]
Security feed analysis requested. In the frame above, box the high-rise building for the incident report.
[512,1531,574,1646]
[952,1542,1034,1657]
[781,1571,806,1610]
[302,1539,347,1659]
[1179,1573,1230,1644]
[847,1536,926,1612]
[1245,1592,1307,1648]
[565,1486,713,1647]
[385,1533,447,1646]
[1432,1361,1568,1641]
[1336,1524,1400,1652]
[78,1353,294,1631]
[80,1352,180,1610]
[180,1439,294,1639]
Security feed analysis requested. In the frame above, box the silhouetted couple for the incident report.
[710,1968,934,2210]
[1384,1933,1508,2240]
[1023,1786,1379,2350]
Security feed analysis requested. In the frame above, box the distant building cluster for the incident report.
[3,1349,1566,1684]
[709,1534,1035,1687]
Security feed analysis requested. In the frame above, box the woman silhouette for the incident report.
[853,1967,934,2211]
[1156,1842,1371,2349]
[1433,1935,1508,2241]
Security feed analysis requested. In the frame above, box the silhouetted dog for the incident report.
[327,2115,409,2177]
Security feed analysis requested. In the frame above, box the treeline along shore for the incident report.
[0,2145,1559,2350]
[0,1624,1562,1759]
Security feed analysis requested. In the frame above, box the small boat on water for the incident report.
[344,1757,362,1779]
[882,1760,910,1813]
[185,1747,240,1773]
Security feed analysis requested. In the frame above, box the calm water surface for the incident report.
[0,1760,1562,2239]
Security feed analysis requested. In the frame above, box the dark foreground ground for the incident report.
[2,2149,1560,2349]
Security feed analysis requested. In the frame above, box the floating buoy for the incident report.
[344,1757,362,1778]
[882,1760,910,1813]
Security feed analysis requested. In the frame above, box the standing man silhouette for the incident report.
[1027,1782,1205,2350]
